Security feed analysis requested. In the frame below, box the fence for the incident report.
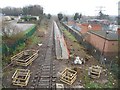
[61,22,119,77]
[2,25,37,56]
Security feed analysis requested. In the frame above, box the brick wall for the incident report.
[86,32,118,56]
[117,28,120,35]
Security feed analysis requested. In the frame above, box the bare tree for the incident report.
[2,5,43,16]
[2,7,22,16]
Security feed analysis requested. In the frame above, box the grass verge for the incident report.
[62,29,77,42]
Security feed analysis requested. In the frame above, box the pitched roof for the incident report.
[77,23,102,34]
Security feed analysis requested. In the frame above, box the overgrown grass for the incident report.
[61,23,117,88]
[13,42,26,54]
[2,42,26,67]
[61,25,84,50]
[84,69,116,88]
[26,34,40,46]
[85,81,102,88]
[62,28,77,42]
[39,19,48,31]
[2,32,39,68]
[85,78,113,88]
[32,35,40,44]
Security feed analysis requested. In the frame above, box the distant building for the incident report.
[62,21,119,64]
[117,27,120,35]
[67,21,75,26]
[109,24,118,33]
[85,30,118,58]
[19,15,40,21]
[67,20,110,35]
[77,23,102,34]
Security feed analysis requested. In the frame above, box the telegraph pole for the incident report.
[95,6,106,19]
[100,31,109,65]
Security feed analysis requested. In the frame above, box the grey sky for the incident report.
[0,0,119,16]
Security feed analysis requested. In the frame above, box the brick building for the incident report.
[67,21,102,34]
[77,23,102,34]
[85,30,118,58]
[117,28,120,35]
[65,21,119,59]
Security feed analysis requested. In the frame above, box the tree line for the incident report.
[57,12,82,22]
[57,11,110,22]
[2,5,43,16]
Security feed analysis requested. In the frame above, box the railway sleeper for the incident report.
[41,71,50,75]
[41,75,50,78]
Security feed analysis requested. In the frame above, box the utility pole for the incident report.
[100,31,109,66]
[95,6,106,19]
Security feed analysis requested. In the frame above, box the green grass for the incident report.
[60,23,117,88]
[14,43,26,53]
[2,35,38,67]
[2,23,38,75]
[2,34,39,69]
[2,42,26,67]
[61,25,84,50]
[27,33,40,45]
[84,77,114,88]
[85,81,102,88]
[2,56,11,67]
[62,28,77,42]
[31,34,40,44]
[84,71,115,88]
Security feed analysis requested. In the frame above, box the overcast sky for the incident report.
[0,0,119,16]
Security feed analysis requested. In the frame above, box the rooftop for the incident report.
[88,30,118,41]
[78,23,102,34]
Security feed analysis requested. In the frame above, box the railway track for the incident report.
[2,20,69,89]
[29,21,56,88]
[2,20,56,89]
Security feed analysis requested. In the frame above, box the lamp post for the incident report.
[100,31,109,65]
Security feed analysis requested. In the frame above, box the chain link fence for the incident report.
[2,25,36,56]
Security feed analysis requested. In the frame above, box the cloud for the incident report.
[0,0,119,15]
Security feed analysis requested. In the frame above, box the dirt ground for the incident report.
[55,23,118,88]
[2,17,51,88]
[2,18,118,89]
